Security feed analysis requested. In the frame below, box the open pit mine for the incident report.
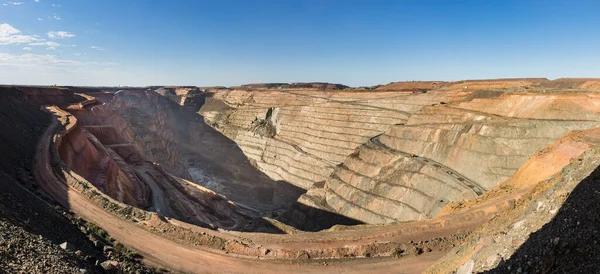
[2,78,600,273]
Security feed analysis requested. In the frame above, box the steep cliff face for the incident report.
[11,80,600,272]
[155,86,212,113]
[427,128,600,273]
[202,84,600,224]
[323,91,600,223]
[57,103,151,208]
[109,90,304,212]
[329,112,599,223]
[201,89,470,190]
[0,87,110,273]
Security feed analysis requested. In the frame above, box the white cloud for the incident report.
[74,52,84,56]
[0,53,117,67]
[51,3,59,7]
[0,24,19,36]
[28,41,60,47]
[46,46,55,50]
[66,44,76,47]
[37,17,43,20]
[90,46,105,51]
[22,46,32,51]
[3,2,24,5]
[0,23,40,45]
[34,0,39,2]
[87,61,117,66]
[47,31,75,39]
[0,53,122,86]
[0,53,81,66]
[49,14,60,20]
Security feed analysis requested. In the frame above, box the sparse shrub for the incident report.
[113,240,141,259]
[392,247,404,258]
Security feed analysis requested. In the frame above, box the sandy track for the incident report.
[35,109,447,273]
[67,187,442,273]
[33,104,533,273]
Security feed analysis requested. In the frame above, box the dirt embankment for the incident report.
[428,129,600,273]
[30,95,542,273]
[0,86,155,273]
[16,80,600,273]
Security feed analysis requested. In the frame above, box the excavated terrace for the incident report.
[4,78,600,272]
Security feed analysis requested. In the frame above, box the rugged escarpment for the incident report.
[201,89,469,191]
[58,102,151,208]
[41,90,306,232]
[0,86,153,273]
[109,90,305,212]
[427,128,600,273]
[329,99,599,223]
[6,79,600,273]
[155,86,212,113]
[203,83,600,224]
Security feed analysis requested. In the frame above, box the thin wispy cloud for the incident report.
[2,1,24,6]
[0,53,82,66]
[0,23,40,45]
[46,46,56,50]
[22,46,32,51]
[0,53,117,68]
[28,41,60,47]
[47,31,75,39]
[90,46,105,51]
[49,14,60,20]
[37,17,43,21]
[34,0,39,2]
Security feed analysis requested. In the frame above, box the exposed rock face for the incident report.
[201,89,469,190]
[109,90,304,212]
[58,102,151,208]
[329,101,599,223]
[37,90,297,232]
[0,86,138,273]
[203,84,600,224]
[238,82,349,90]
[155,86,211,113]
[10,79,600,273]
[427,128,600,273]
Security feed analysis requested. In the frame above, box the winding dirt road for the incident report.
[34,108,446,273]
[34,105,532,273]
[65,186,442,273]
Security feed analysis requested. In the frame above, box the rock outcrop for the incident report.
[201,89,470,190]
[109,90,305,212]
[202,83,600,224]
[58,101,151,208]
[7,79,600,273]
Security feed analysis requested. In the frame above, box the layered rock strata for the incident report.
[201,89,470,190]
[203,86,600,224]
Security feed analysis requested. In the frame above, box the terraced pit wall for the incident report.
[201,89,470,189]
[200,86,600,224]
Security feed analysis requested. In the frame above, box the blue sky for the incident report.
[1,0,599,87]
